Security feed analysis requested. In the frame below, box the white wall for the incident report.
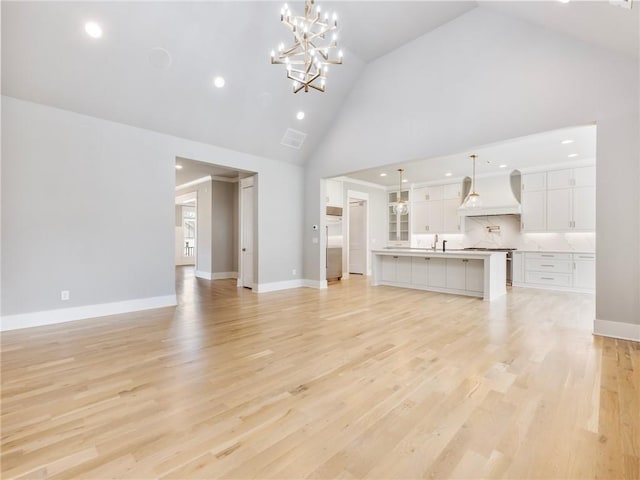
[304,8,639,333]
[1,96,304,324]
[211,180,237,275]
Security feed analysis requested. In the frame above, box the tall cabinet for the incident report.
[388,190,410,246]
[521,165,595,233]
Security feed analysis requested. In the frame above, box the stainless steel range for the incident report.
[463,247,516,286]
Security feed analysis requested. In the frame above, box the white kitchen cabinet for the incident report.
[466,260,484,293]
[443,184,461,200]
[513,252,595,293]
[388,191,410,244]
[412,200,442,233]
[411,183,461,234]
[442,198,462,233]
[380,255,411,282]
[411,256,446,287]
[522,172,546,192]
[446,258,483,293]
[446,259,466,291]
[396,257,412,284]
[573,166,596,187]
[547,188,572,231]
[572,186,596,230]
[381,255,397,282]
[413,185,443,202]
[521,190,546,231]
[325,179,343,207]
[411,257,429,285]
[547,169,573,189]
[411,201,428,234]
[573,254,595,290]
[546,185,595,232]
[428,258,446,288]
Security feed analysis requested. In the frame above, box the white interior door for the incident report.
[241,184,254,288]
[349,200,366,274]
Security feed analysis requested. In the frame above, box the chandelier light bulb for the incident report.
[271,0,343,93]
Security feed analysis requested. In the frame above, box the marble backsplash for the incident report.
[412,215,595,252]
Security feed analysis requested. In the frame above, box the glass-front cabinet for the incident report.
[388,190,409,245]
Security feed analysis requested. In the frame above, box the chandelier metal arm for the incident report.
[272,0,343,93]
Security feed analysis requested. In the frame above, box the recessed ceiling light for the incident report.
[444,172,453,177]
[568,153,578,158]
[175,165,183,170]
[557,0,570,3]
[499,164,508,168]
[296,111,305,120]
[379,173,387,177]
[213,76,225,88]
[84,21,103,39]
[561,139,574,144]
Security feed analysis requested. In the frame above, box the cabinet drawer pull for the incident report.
[577,255,594,259]
[541,277,554,280]
[541,264,554,267]
[541,254,554,258]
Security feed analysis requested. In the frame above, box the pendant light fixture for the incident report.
[392,168,409,215]
[463,154,482,208]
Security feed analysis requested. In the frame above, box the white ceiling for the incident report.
[482,1,639,59]
[342,124,597,187]
[2,1,637,167]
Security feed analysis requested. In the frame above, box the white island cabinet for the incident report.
[372,249,506,301]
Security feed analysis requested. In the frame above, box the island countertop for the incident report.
[372,248,506,301]
[372,248,507,259]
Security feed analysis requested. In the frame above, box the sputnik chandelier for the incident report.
[271,0,343,93]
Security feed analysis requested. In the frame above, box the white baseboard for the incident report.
[195,270,214,280]
[302,279,328,289]
[212,271,238,280]
[594,319,640,343]
[254,279,304,293]
[0,295,177,332]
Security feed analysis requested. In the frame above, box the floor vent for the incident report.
[281,128,307,150]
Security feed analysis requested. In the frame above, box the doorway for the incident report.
[175,192,197,266]
[240,176,255,289]
[346,190,370,277]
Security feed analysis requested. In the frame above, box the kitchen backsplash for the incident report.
[413,215,595,252]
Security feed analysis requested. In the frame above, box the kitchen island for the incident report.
[372,248,506,301]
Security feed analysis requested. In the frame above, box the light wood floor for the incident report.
[2,267,638,479]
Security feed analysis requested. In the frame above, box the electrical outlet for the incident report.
[292,269,297,276]
[61,290,70,301]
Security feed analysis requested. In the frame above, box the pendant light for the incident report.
[392,168,409,215]
[463,154,482,208]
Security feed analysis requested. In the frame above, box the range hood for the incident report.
[458,172,521,217]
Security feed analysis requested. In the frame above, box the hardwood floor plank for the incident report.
[1,267,637,479]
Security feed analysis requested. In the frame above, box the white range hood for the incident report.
[458,173,521,217]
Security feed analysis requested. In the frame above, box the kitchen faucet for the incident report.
[431,234,438,251]
[443,240,448,252]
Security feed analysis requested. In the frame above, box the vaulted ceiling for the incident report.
[2,1,638,166]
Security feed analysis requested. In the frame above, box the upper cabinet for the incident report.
[411,182,462,234]
[521,172,547,192]
[520,165,595,233]
[388,190,410,245]
[325,179,343,207]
